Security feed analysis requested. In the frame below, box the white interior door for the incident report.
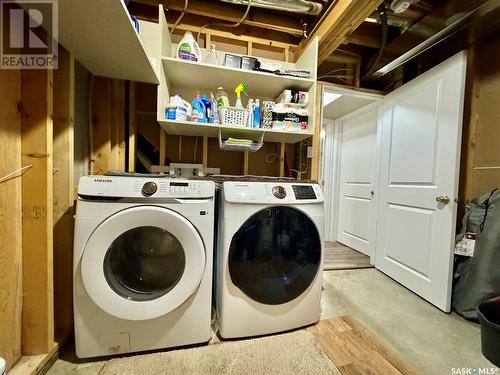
[375,51,467,312]
[336,103,380,257]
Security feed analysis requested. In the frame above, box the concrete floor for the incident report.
[47,269,494,374]
[321,269,494,375]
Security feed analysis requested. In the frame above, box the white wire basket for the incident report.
[218,129,264,152]
[219,106,249,127]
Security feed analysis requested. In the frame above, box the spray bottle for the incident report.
[209,93,219,124]
[234,83,248,109]
[246,99,254,127]
[253,99,261,128]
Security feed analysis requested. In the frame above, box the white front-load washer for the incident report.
[216,181,324,339]
[73,176,215,358]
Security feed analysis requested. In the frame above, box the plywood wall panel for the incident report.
[460,31,500,210]
[207,138,243,175]
[91,77,126,174]
[248,143,280,177]
[91,77,112,174]
[0,69,22,370]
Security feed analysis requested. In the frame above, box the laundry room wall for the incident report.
[0,69,23,371]
[459,29,500,217]
[0,46,78,372]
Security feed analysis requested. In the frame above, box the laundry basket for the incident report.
[478,297,500,366]
[219,106,249,127]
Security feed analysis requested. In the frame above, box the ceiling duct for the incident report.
[218,0,323,15]
[365,0,500,84]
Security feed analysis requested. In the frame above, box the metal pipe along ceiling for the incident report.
[218,0,323,15]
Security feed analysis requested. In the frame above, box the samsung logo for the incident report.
[93,178,112,183]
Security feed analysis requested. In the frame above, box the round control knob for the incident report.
[141,181,157,197]
[272,185,286,199]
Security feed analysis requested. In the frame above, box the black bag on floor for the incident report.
[452,188,500,321]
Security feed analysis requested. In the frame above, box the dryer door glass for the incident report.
[103,226,185,302]
[229,206,321,305]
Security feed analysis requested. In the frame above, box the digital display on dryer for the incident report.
[170,182,189,186]
[292,185,316,200]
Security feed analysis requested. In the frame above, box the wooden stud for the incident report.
[138,0,303,36]
[111,80,126,171]
[52,47,75,346]
[284,46,290,63]
[160,131,167,167]
[318,0,382,63]
[0,69,22,370]
[169,24,296,51]
[128,81,137,172]
[243,152,249,175]
[205,33,211,49]
[279,143,286,177]
[202,136,208,169]
[310,83,323,181]
[178,136,183,162]
[20,68,55,355]
[247,41,253,56]
[91,77,112,174]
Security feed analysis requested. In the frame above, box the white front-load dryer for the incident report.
[73,176,215,358]
[216,181,324,339]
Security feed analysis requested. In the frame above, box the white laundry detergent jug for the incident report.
[177,32,201,62]
[166,93,192,121]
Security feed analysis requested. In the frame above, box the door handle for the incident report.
[436,195,451,204]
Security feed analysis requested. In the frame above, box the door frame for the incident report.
[321,86,383,263]
[334,101,383,262]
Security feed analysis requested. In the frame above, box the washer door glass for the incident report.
[103,226,185,302]
[229,206,321,305]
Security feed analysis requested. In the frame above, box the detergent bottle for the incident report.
[165,93,191,121]
[191,93,207,123]
[201,94,211,119]
[234,83,248,109]
[176,31,201,62]
[216,87,230,107]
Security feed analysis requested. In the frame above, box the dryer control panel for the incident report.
[224,181,323,204]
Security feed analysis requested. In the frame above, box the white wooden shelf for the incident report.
[158,119,313,144]
[161,57,314,98]
[57,0,159,84]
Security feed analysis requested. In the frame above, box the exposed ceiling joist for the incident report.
[129,0,305,36]
[296,0,383,64]
[169,20,299,49]
[344,22,381,48]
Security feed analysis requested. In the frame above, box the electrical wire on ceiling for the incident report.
[317,68,354,84]
[361,3,388,82]
[196,0,252,43]
[170,0,188,35]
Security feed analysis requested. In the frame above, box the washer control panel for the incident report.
[78,176,214,199]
